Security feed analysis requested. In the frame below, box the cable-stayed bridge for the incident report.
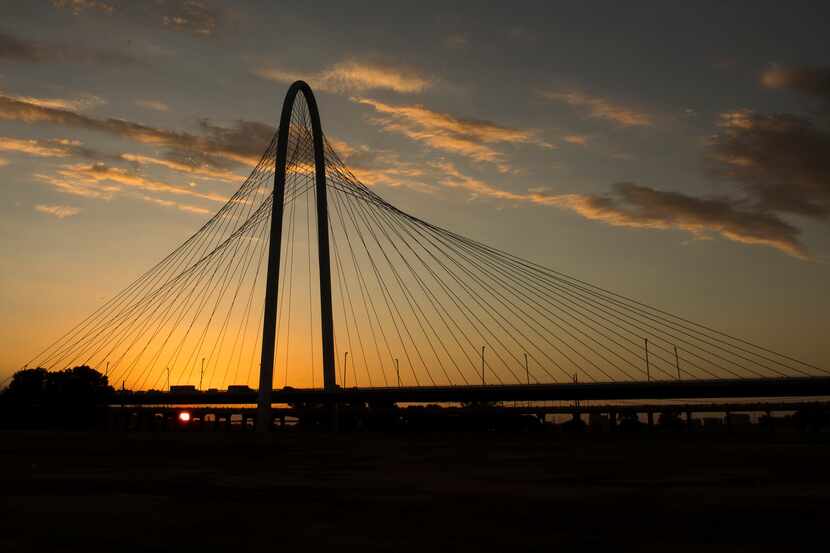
[22,82,830,429]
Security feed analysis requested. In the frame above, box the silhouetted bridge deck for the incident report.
[118,376,830,406]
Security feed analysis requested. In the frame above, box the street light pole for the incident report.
[481,346,485,386]
[395,357,400,387]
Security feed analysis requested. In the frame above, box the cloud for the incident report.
[709,110,830,219]
[0,30,140,65]
[562,134,589,146]
[326,138,435,193]
[51,0,219,36]
[0,157,7,167]
[255,60,431,94]
[435,161,806,258]
[0,92,273,170]
[0,136,76,157]
[139,195,210,215]
[136,99,170,112]
[120,153,240,182]
[50,0,114,15]
[56,162,227,202]
[541,90,653,127]
[559,182,806,259]
[354,97,552,170]
[34,204,81,219]
[761,65,830,102]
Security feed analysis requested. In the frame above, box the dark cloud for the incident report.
[0,31,140,65]
[51,0,220,37]
[762,66,830,103]
[708,110,830,219]
[0,93,274,169]
[577,182,806,258]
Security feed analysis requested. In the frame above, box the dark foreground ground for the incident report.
[2,431,829,552]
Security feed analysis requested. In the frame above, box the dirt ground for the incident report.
[1,430,829,552]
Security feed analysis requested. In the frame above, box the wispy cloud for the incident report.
[562,134,589,146]
[0,92,273,170]
[34,203,81,219]
[0,157,8,167]
[120,153,240,182]
[354,97,552,170]
[255,60,431,94]
[761,65,830,103]
[0,136,76,157]
[35,162,228,206]
[0,30,140,65]
[139,195,210,214]
[541,90,653,127]
[435,161,806,258]
[51,0,219,36]
[135,99,169,112]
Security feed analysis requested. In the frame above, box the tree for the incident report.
[0,366,113,428]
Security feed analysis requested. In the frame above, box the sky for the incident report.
[1,0,830,384]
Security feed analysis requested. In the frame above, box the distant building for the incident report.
[227,385,253,393]
[170,385,197,393]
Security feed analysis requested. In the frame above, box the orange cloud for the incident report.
[0,136,74,157]
[34,203,81,218]
[120,154,240,182]
[354,98,551,170]
[256,60,430,94]
[135,99,170,112]
[436,161,806,258]
[541,90,653,127]
[36,162,228,205]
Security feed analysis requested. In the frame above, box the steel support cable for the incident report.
[427,223,673,381]
[140,197,278,388]
[339,187,453,387]
[22,138,277,371]
[279,171,301,388]
[394,209,589,382]
[53,185,276,374]
[356,192,489,385]
[143,169,282,387]
[330,182,429,387]
[134,205,265,390]
[369,199,516,385]
[419,218,633,383]
[182,205,271,387]
[327,185,398,387]
[418,218,774,380]
[429,221,823,377]
[336,188,452,383]
[376,202,570,384]
[328,205,374,387]
[372,195,559,383]
[219,215,271,389]
[329,189,388,386]
[305,173,317,388]
[85,195,275,385]
[326,186,423,387]
[449,242,724,380]
[336,183,470,386]
[329,217,363,387]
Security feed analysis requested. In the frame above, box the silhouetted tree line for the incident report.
[0,366,113,429]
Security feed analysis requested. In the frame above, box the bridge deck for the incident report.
[117,376,830,405]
